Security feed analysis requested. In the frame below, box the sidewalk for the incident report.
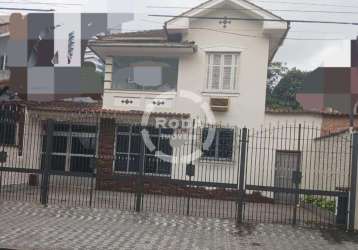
[0,201,357,250]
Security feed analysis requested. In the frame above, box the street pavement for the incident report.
[0,201,357,250]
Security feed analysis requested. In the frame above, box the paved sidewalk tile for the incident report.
[0,201,357,250]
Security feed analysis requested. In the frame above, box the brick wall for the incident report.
[321,115,358,135]
[96,118,116,189]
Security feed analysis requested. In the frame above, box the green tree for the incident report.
[266,62,288,108]
[266,63,309,110]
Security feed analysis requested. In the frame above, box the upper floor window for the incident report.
[112,57,178,92]
[206,53,239,92]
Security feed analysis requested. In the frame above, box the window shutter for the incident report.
[207,53,239,91]
[222,55,233,89]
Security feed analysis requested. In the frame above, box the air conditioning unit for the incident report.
[210,97,229,112]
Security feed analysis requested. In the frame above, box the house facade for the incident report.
[89,0,289,128]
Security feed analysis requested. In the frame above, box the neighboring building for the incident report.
[297,38,358,115]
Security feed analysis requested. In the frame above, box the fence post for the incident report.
[349,132,358,230]
[135,135,145,212]
[292,124,302,226]
[40,119,54,206]
[237,127,248,224]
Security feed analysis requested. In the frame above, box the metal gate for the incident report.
[0,114,241,219]
[237,125,352,228]
[0,106,354,228]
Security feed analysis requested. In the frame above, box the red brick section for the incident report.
[96,118,116,190]
[95,118,273,202]
[321,114,358,135]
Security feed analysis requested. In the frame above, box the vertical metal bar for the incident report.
[237,127,248,224]
[348,133,358,231]
[41,119,54,207]
[292,124,302,225]
[136,132,145,212]
[186,119,196,216]
[89,156,96,208]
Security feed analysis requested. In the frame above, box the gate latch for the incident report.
[0,151,7,163]
[292,171,302,184]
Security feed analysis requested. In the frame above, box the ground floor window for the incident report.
[201,127,234,161]
[114,125,173,175]
[42,123,97,173]
[0,106,17,146]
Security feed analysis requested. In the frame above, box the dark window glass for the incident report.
[145,136,158,155]
[0,107,16,146]
[144,155,157,174]
[202,128,234,160]
[70,156,92,173]
[115,124,173,175]
[115,154,128,172]
[117,125,130,133]
[202,128,217,158]
[71,137,96,155]
[131,125,142,134]
[159,137,172,155]
[130,135,141,153]
[72,125,97,133]
[54,123,70,132]
[53,136,67,153]
[117,134,129,153]
[161,128,174,135]
[158,159,171,175]
[42,155,66,171]
[218,129,234,159]
[144,126,159,135]
[0,122,16,145]
[128,155,140,172]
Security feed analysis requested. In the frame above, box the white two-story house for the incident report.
[0,0,290,190]
[90,0,289,128]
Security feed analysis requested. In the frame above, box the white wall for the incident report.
[102,7,272,129]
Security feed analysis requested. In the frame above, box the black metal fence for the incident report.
[0,106,354,228]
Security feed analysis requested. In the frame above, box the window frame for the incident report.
[0,107,17,147]
[113,124,173,176]
[111,56,179,92]
[205,52,240,93]
[42,123,98,172]
[201,127,235,162]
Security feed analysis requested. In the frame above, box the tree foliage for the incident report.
[266,62,309,110]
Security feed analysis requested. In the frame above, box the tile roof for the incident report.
[265,108,351,117]
[8,100,190,118]
[98,29,167,40]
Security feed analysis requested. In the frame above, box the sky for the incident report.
[1,0,358,71]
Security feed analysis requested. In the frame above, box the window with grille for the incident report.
[41,123,97,173]
[201,128,234,161]
[206,53,239,92]
[0,106,16,146]
[114,125,174,176]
